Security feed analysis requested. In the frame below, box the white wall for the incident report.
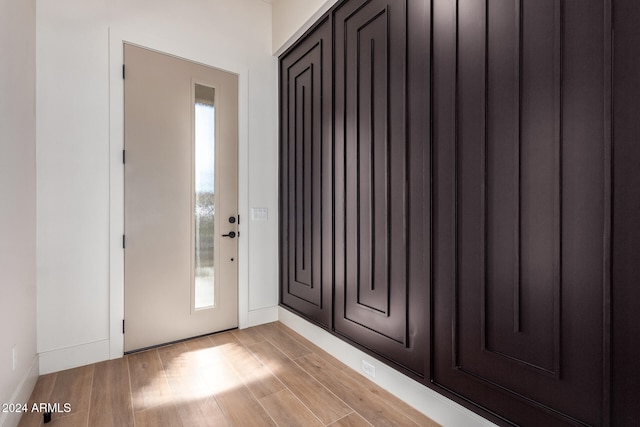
[36,0,279,373]
[271,0,339,54]
[0,0,39,425]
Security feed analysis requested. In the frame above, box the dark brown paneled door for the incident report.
[280,16,333,327]
[433,0,607,425]
[334,0,429,376]
[612,0,640,423]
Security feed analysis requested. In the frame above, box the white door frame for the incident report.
[108,27,250,359]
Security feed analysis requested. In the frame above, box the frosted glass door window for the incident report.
[194,84,215,309]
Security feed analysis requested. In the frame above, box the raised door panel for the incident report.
[433,0,608,425]
[334,0,430,376]
[280,16,333,327]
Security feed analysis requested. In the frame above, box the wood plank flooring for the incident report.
[18,322,440,427]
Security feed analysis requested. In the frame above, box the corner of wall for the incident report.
[271,0,340,56]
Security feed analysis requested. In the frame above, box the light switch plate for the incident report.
[251,207,268,221]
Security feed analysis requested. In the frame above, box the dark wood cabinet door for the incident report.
[334,0,430,377]
[432,0,609,425]
[279,16,333,327]
[612,0,640,424]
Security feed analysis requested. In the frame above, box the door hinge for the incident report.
[122,234,126,249]
[122,64,126,79]
[122,319,125,334]
[122,149,126,164]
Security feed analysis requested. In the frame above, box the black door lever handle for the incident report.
[222,231,236,238]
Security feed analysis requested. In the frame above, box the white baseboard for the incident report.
[39,339,110,375]
[41,306,276,375]
[277,307,496,427]
[0,355,39,427]
[244,306,279,328]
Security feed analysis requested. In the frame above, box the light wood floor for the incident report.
[18,322,439,427]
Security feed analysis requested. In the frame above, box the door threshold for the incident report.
[124,327,238,355]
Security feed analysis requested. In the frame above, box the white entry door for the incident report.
[124,44,238,352]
